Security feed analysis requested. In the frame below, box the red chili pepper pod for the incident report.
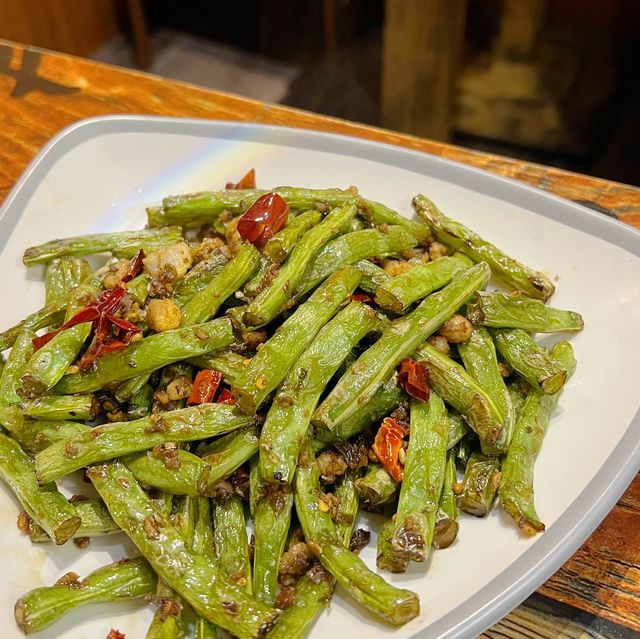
[237,192,290,249]
[216,388,236,405]
[188,370,223,405]
[351,292,374,305]
[397,357,430,402]
[372,417,409,482]
[122,249,145,283]
[226,168,256,190]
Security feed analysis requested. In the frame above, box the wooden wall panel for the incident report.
[0,0,118,57]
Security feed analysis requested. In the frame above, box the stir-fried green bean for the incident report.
[413,195,555,300]
[55,318,235,394]
[493,328,568,394]
[391,395,448,564]
[0,433,80,544]
[232,266,362,414]
[23,227,183,265]
[467,291,583,333]
[15,558,156,633]
[294,225,419,297]
[89,461,277,639]
[36,403,256,483]
[295,442,419,625]
[433,450,459,549]
[500,340,576,534]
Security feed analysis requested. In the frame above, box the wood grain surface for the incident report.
[0,39,638,635]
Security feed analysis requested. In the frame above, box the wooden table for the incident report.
[1,40,638,637]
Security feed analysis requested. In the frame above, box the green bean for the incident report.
[355,463,398,508]
[252,491,293,604]
[213,495,253,593]
[458,326,514,454]
[128,383,154,419]
[23,227,183,265]
[413,341,506,453]
[456,431,479,469]
[172,250,229,308]
[26,499,120,542]
[354,259,390,294]
[181,243,261,325]
[0,300,66,353]
[446,412,468,450]
[21,394,97,421]
[391,395,447,564]
[500,340,576,534]
[374,253,473,312]
[45,257,91,304]
[243,204,357,328]
[114,372,153,402]
[456,452,501,517]
[0,413,91,454]
[22,325,92,396]
[322,372,405,442]
[0,432,80,544]
[263,210,323,263]
[356,197,429,241]
[88,461,278,639]
[467,291,583,333]
[232,266,362,414]
[508,380,528,421]
[269,471,360,639]
[294,443,419,625]
[125,427,259,496]
[145,577,186,639]
[55,318,235,394]
[493,329,569,394]
[14,557,156,634]
[314,263,490,431]
[189,350,251,386]
[45,260,68,305]
[190,496,219,639]
[191,496,216,561]
[147,495,188,639]
[433,450,459,549]
[199,425,260,479]
[241,187,358,214]
[243,257,277,299]
[149,187,357,228]
[252,301,377,602]
[0,354,4,378]
[149,189,255,227]
[377,517,409,573]
[0,330,34,406]
[414,195,555,300]
[295,226,419,297]
[35,403,256,483]
[259,301,379,486]
[127,273,151,304]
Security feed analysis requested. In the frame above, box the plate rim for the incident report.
[1,114,639,639]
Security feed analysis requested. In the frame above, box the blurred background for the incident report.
[1,0,639,186]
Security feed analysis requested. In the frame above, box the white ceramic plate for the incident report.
[1,116,639,639]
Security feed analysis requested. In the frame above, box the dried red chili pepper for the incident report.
[188,370,223,405]
[216,388,236,405]
[226,168,256,190]
[32,250,146,361]
[237,192,290,249]
[351,292,374,305]
[372,417,408,482]
[106,630,126,639]
[397,357,430,402]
